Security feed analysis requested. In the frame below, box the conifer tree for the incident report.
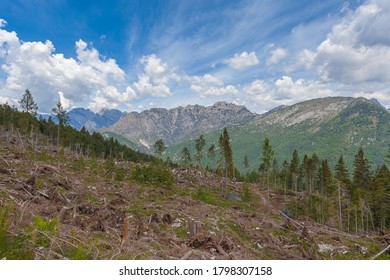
[153,139,166,159]
[335,155,350,186]
[319,160,335,196]
[219,128,234,178]
[290,149,299,192]
[52,101,69,127]
[180,147,191,166]
[372,165,390,230]
[352,148,371,202]
[19,89,38,116]
[195,134,206,167]
[260,138,274,202]
[52,101,69,146]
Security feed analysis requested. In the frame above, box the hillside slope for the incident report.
[1,130,388,260]
[166,97,390,170]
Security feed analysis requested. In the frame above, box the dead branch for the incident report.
[36,189,50,199]
[180,250,193,260]
[0,155,10,167]
[371,244,390,260]
[215,245,229,257]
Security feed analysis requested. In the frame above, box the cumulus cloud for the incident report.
[299,0,390,84]
[240,76,338,112]
[188,74,238,98]
[0,25,136,112]
[133,54,176,97]
[225,51,259,70]
[267,48,288,66]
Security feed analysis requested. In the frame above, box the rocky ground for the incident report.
[0,131,389,260]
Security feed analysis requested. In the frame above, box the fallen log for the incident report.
[371,244,390,260]
[180,250,193,260]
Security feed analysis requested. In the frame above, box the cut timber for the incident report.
[121,217,129,246]
[180,250,193,260]
[58,206,72,223]
[215,245,229,258]
[0,155,10,167]
[371,244,390,260]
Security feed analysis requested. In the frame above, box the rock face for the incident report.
[164,96,390,170]
[101,102,256,150]
[250,96,357,127]
[68,108,126,131]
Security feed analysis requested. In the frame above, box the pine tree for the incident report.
[290,149,299,192]
[260,138,274,203]
[52,101,69,147]
[219,128,234,178]
[153,139,166,159]
[207,144,216,169]
[52,101,69,127]
[195,134,206,167]
[19,89,38,116]
[352,148,372,202]
[372,165,390,230]
[386,144,390,164]
[180,147,191,166]
[335,155,350,186]
[319,160,335,196]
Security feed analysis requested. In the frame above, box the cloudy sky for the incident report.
[1,0,389,113]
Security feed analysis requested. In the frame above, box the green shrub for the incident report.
[131,164,173,188]
[0,203,34,259]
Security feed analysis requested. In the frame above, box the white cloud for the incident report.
[188,74,238,98]
[0,26,136,112]
[267,48,288,66]
[300,0,390,84]
[225,51,259,70]
[58,91,72,110]
[240,76,338,112]
[133,54,175,97]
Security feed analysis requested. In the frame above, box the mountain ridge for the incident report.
[101,101,256,150]
[164,97,390,170]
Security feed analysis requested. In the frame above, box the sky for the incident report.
[1,0,390,114]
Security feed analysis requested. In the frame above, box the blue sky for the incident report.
[1,0,390,113]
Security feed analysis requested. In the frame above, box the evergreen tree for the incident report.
[195,134,206,167]
[335,155,350,186]
[386,144,390,164]
[219,128,234,178]
[260,137,274,200]
[260,138,274,174]
[52,101,69,146]
[352,148,372,202]
[52,101,69,127]
[319,160,335,196]
[207,144,216,168]
[290,149,300,191]
[153,139,166,159]
[372,165,390,230]
[19,89,38,116]
[303,155,317,192]
[180,147,191,166]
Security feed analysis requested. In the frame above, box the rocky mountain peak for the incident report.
[101,102,256,151]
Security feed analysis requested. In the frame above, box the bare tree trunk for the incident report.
[338,181,343,230]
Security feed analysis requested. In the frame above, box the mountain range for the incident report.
[40,108,126,132]
[100,102,255,149]
[62,96,389,171]
[165,97,390,170]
